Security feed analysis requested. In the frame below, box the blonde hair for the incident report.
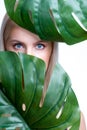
[0,15,9,51]
[40,42,58,106]
[4,20,16,48]
[0,14,59,106]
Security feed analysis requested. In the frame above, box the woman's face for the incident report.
[4,21,53,69]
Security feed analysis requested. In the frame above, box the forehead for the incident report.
[5,20,17,33]
[4,19,41,41]
[4,19,52,45]
[4,20,18,40]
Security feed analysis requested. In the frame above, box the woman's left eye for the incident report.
[36,43,45,49]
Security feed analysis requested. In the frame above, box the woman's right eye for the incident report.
[13,43,23,50]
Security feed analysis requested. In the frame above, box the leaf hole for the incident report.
[49,9,59,31]
[16,127,21,130]
[56,97,67,119]
[1,113,11,117]
[22,103,26,111]
[66,126,72,130]
[28,11,34,24]
[14,0,20,12]
[56,105,64,119]
[72,12,87,31]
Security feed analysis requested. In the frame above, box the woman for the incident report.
[0,14,58,106]
[0,14,86,130]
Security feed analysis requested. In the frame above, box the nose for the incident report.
[25,48,34,56]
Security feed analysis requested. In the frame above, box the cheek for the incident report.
[5,45,15,53]
[5,45,12,51]
[43,54,51,69]
[36,50,52,70]
[44,46,53,69]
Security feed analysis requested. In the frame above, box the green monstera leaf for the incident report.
[4,0,87,44]
[0,51,80,129]
[0,90,30,129]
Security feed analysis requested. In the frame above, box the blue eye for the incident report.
[14,43,23,49]
[36,43,45,49]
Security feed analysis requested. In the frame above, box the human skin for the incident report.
[4,21,53,70]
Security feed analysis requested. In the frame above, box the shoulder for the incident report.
[79,112,86,130]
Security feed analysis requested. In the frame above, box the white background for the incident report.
[59,42,87,126]
[0,0,87,126]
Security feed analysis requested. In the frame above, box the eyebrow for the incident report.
[7,39,22,44]
[34,40,51,44]
[6,39,25,47]
[6,37,50,46]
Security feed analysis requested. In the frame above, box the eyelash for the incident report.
[13,43,24,49]
[12,42,46,50]
[35,43,45,49]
